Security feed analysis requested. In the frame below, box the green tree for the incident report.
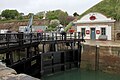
[17,13,24,20]
[36,11,46,19]
[46,10,58,20]
[48,19,60,31]
[27,13,34,17]
[58,11,68,26]
[46,10,69,26]
[1,9,19,19]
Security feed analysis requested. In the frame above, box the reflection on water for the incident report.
[42,69,120,80]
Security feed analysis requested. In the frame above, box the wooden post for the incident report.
[30,33,32,43]
[9,52,13,64]
[42,43,45,53]
[52,32,54,41]
[36,45,39,54]
[95,45,99,71]
[52,53,54,73]
[27,47,30,58]
[34,46,37,55]
[78,32,80,39]
[17,32,24,46]
[77,41,81,68]
[40,53,43,78]
[37,33,39,41]
[18,49,21,60]
[6,33,10,48]
[61,52,65,71]
[55,32,57,40]
[5,52,11,66]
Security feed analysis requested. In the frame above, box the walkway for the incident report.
[82,40,120,47]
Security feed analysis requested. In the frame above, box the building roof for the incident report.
[74,12,116,24]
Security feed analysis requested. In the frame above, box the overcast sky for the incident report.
[0,0,102,15]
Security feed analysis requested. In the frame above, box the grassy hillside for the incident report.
[80,0,120,21]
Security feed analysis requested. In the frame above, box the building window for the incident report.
[101,28,106,35]
[81,28,85,36]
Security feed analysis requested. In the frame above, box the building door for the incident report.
[91,28,96,40]
[81,28,85,37]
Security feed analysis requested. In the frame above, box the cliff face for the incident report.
[0,20,49,31]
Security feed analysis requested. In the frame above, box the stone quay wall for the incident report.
[81,44,120,74]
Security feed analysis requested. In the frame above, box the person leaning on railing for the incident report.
[60,28,66,40]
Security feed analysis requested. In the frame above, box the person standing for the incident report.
[60,28,66,40]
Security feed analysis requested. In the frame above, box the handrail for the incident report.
[0,32,84,47]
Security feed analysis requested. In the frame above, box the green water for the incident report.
[42,69,120,80]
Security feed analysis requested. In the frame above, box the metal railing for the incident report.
[0,32,83,47]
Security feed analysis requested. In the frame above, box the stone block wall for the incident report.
[114,21,120,40]
[81,45,96,70]
[81,44,120,73]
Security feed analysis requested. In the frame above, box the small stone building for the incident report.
[74,12,116,41]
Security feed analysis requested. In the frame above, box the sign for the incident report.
[96,30,100,34]
[86,30,90,34]
[69,29,75,33]
[89,15,96,20]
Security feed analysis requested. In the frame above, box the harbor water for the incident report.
[42,69,120,80]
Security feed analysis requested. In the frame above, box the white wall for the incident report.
[77,25,111,40]
[0,29,8,33]
[19,26,26,32]
[106,26,111,40]
[76,12,114,23]
[96,25,101,39]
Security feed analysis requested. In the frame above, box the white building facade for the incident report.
[0,29,8,33]
[74,12,115,40]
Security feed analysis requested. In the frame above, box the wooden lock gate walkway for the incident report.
[0,32,84,78]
